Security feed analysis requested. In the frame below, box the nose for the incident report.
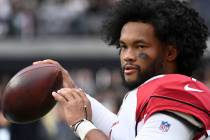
[122,48,137,62]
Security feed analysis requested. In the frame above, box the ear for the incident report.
[165,45,178,62]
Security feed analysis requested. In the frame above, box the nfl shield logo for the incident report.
[159,121,171,132]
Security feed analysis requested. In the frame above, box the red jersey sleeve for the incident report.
[135,74,210,133]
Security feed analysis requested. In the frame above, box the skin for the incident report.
[33,21,178,140]
[120,22,176,89]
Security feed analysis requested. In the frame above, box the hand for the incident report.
[33,59,76,88]
[52,88,92,126]
[0,112,10,126]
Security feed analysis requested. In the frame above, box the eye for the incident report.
[117,43,127,50]
[117,43,126,55]
[137,44,146,48]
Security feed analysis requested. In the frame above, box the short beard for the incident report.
[121,58,164,91]
[120,66,154,90]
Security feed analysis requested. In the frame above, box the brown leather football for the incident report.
[1,63,63,123]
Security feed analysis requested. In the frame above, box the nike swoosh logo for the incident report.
[184,84,204,92]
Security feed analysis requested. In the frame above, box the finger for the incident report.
[67,88,87,104]
[32,61,43,65]
[69,88,83,100]
[77,88,89,104]
[43,59,60,66]
[43,60,66,74]
[52,92,67,105]
[32,59,59,66]
[57,88,74,102]
[32,60,53,65]
[58,88,84,104]
[76,88,92,120]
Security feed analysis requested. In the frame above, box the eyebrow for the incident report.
[119,39,150,45]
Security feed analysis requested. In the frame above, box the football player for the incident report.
[34,0,210,139]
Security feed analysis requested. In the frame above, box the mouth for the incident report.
[123,64,138,75]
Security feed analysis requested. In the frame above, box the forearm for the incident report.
[84,129,109,140]
[87,95,117,135]
[72,94,117,140]
[73,119,109,140]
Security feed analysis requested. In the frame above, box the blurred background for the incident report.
[0,0,209,140]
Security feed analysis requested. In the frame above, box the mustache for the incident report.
[122,63,141,71]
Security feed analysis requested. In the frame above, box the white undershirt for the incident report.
[87,95,117,136]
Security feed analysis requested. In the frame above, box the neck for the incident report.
[164,62,177,74]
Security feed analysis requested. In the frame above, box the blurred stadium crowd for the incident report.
[0,0,210,140]
[0,0,118,38]
[0,0,209,39]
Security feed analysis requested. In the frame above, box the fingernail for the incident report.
[33,61,40,64]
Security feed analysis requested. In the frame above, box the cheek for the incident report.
[137,52,158,70]
[138,52,149,60]
[119,51,125,63]
[119,53,124,67]
[138,49,162,62]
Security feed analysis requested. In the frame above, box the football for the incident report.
[1,63,63,123]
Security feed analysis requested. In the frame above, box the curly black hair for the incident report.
[102,0,209,76]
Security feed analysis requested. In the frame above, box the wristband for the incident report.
[70,119,85,131]
[74,119,97,140]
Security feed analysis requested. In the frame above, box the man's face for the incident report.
[119,22,167,90]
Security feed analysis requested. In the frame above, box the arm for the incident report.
[34,60,117,139]
[84,129,109,140]
[52,88,111,140]
[33,59,76,88]
[135,112,197,140]
[87,95,117,135]
[68,95,117,140]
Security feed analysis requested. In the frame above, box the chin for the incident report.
[123,80,140,90]
[121,69,145,90]
[123,73,151,90]
[125,77,136,83]
[124,74,138,82]
[123,77,142,90]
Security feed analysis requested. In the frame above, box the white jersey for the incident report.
[87,90,138,140]
[110,89,139,140]
[88,88,197,140]
[88,74,210,140]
